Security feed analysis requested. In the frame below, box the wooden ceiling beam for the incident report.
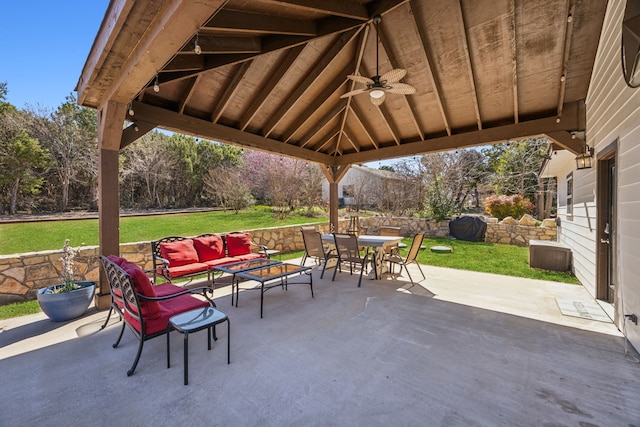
[544,131,583,155]
[335,26,370,153]
[132,101,332,164]
[376,23,424,139]
[320,164,351,184]
[316,124,343,154]
[203,9,317,36]
[349,102,378,149]
[239,45,306,131]
[456,0,482,130]
[368,0,410,18]
[409,0,451,136]
[377,103,401,145]
[283,61,354,143]
[259,0,369,21]
[179,35,262,54]
[262,27,362,137]
[509,0,519,124]
[298,99,348,148]
[121,120,157,149]
[557,2,576,120]
[334,102,585,165]
[163,55,206,72]
[210,61,252,123]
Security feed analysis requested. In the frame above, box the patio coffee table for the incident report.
[211,258,281,303]
[233,263,313,318]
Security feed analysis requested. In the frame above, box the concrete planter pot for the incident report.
[37,281,96,322]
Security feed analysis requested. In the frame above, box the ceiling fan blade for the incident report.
[386,83,416,95]
[346,74,374,85]
[340,88,368,98]
[370,91,386,106]
[380,68,407,84]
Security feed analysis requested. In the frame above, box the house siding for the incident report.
[582,0,640,348]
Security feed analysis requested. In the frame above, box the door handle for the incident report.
[600,238,610,244]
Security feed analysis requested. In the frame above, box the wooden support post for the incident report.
[320,164,351,234]
[96,100,126,310]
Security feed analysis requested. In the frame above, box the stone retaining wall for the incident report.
[0,216,556,306]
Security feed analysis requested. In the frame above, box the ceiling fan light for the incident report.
[370,89,385,99]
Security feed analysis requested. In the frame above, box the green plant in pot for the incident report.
[37,240,96,322]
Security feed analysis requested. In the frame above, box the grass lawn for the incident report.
[0,209,326,255]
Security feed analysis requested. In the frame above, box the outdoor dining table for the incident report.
[321,234,403,280]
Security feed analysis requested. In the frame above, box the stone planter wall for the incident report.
[0,216,556,306]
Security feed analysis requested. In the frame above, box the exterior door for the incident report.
[596,145,617,308]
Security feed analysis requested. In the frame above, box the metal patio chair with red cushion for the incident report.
[99,255,214,376]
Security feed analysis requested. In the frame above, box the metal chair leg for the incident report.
[100,306,113,330]
[127,339,144,376]
[415,262,426,280]
[113,321,126,348]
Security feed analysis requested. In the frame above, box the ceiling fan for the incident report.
[340,15,416,106]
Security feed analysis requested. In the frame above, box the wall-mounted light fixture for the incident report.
[575,144,594,169]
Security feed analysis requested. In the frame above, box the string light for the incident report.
[194,32,202,55]
[153,74,160,93]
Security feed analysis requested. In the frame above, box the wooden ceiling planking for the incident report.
[464,6,516,124]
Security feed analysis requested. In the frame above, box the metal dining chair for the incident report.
[387,232,426,285]
[331,233,373,287]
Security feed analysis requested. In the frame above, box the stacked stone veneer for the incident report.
[0,215,555,306]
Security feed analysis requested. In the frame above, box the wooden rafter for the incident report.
[377,103,401,145]
[409,0,451,136]
[262,27,363,137]
[239,45,306,131]
[209,61,252,123]
[544,131,583,155]
[259,0,369,21]
[299,100,348,148]
[281,62,352,143]
[132,101,332,164]
[456,0,482,130]
[509,0,519,124]
[203,9,317,36]
[121,120,156,149]
[557,1,576,120]
[349,102,378,149]
[335,26,369,152]
[376,22,424,139]
[334,101,584,165]
[178,75,200,114]
[179,35,262,54]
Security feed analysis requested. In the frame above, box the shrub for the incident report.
[484,194,534,220]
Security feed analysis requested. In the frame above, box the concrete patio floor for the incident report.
[1,261,639,426]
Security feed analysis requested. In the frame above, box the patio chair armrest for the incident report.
[153,254,170,268]
[251,240,268,253]
[138,286,215,306]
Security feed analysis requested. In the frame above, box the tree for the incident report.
[482,137,550,202]
[26,95,97,211]
[203,165,254,212]
[0,84,51,214]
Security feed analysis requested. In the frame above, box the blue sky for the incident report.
[0,1,109,110]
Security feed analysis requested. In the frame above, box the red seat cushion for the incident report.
[159,239,199,267]
[233,252,266,261]
[167,262,209,278]
[153,282,185,296]
[204,257,243,268]
[120,261,161,318]
[226,233,253,256]
[193,235,225,262]
[125,294,210,336]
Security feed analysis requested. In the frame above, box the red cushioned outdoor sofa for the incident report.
[151,232,268,286]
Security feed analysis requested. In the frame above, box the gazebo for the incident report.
[76,0,607,309]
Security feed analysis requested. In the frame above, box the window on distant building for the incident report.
[566,172,573,220]
[343,185,354,198]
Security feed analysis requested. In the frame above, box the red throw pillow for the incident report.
[159,239,199,267]
[107,255,127,266]
[120,261,160,318]
[193,235,225,262]
[226,233,252,256]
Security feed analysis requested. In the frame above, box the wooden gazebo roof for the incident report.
[77,0,607,164]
